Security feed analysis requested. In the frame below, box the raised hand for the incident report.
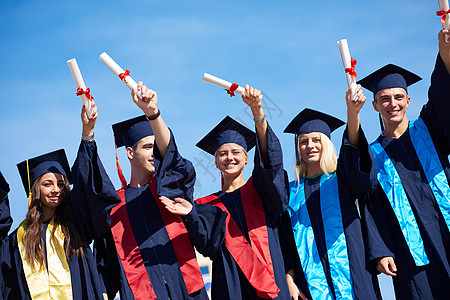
[438,29,450,73]
[132,81,158,116]
[160,196,193,216]
[82,101,98,137]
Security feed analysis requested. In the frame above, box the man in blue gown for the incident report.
[93,82,208,299]
[358,29,450,299]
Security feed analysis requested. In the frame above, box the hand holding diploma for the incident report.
[132,81,158,117]
[337,39,357,101]
[99,52,142,99]
[437,0,450,41]
[67,58,94,118]
[202,73,263,101]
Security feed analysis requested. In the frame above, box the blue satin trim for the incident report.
[409,118,450,231]
[370,141,429,266]
[288,174,354,300]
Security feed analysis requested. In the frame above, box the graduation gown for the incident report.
[364,55,450,299]
[279,128,381,300]
[0,141,120,300]
[93,132,208,300]
[0,171,12,300]
[182,123,290,300]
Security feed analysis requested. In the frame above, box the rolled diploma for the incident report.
[438,0,450,40]
[99,52,141,98]
[202,73,263,101]
[337,39,357,101]
[67,58,94,118]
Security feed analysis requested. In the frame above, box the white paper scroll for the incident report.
[99,52,142,98]
[438,0,450,40]
[67,58,94,118]
[337,39,357,102]
[202,73,263,101]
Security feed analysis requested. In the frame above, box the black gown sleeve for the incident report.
[360,190,396,273]
[0,172,12,240]
[252,122,289,219]
[420,54,450,154]
[181,203,227,259]
[338,127,378,199]
[69,141,121,244]
[153,129,196,202]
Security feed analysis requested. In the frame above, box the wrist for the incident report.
[82,132,95,142]
[146,108,160,121]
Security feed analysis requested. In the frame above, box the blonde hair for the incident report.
[295,133,337,181]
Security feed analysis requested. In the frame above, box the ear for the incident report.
[372,99,380,112]
[126,147,134,160]
[406,95,411,108]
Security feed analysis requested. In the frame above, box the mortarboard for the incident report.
[196,116,256,155]
[112,115,154,148]
[17,149,72,198]
[357,64,422,96]
[284,108,345,165]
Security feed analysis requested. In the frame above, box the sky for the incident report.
[0,0,446,299]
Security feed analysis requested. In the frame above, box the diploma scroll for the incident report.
[99,52,142,99]
[202,73,263,101]
[67,58,94,118]
[438,0,450,40]
[337,39,357,102]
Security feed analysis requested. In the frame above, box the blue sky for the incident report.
[0,0,445,298]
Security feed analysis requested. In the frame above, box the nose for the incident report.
[52,184,61,194]
[307,139,314,149]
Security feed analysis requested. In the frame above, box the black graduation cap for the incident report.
[357,64,422,96]
[196,116,256,155]
[17,149,72,197]
[112,115,154,148]
[284,108,345,138]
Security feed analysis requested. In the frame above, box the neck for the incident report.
[222,172,246,193]
[382,116,409,138]
[129,168,154,188]
[41,207,56,222]
[306,163,323,178]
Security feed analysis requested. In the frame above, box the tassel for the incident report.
[378,113,385,132]
[115,142,127,189]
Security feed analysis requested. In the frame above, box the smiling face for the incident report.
[297,132,322,165]
[39,172,66,210]
[128,135,155,176]
[214,143,248,178]
[372,87,410,127]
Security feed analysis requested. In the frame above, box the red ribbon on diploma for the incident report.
[225,83,239,97]
[76,87,94,100]
[345,58,357,79]
[436,10,450,25]
[119,69,130,83]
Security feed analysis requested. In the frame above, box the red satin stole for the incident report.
[196,177,280,298]
[110,179,204,299]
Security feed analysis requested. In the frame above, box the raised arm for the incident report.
[439,29,450,73]
[346,84,366,147]
[132,81,171,158]
[69,102,121,243]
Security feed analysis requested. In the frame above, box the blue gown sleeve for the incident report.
[69,141,121,244]
[420,54,450,154]
[0,172,12,240]
[181,203,227,259]
[153,129,196,202]
[252,122,289,219]
[338,127,378,199]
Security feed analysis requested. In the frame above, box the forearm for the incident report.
[148,115,170,158]
[346,110,360,147]
[252,106,269,164]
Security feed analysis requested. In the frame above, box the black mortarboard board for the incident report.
[284,108,345,138]
[112,115,154,148]
[17,149,72,197]
[357,64,422,96]
[284,108,345,165]
[196,116,256,155]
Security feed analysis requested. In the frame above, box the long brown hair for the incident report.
[23,174,84,269]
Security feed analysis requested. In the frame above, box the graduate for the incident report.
[93,82,208,300]
[161,85,291,299]
[279,85,381,300]
[0,102,120,299]
[358,29,450,299]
